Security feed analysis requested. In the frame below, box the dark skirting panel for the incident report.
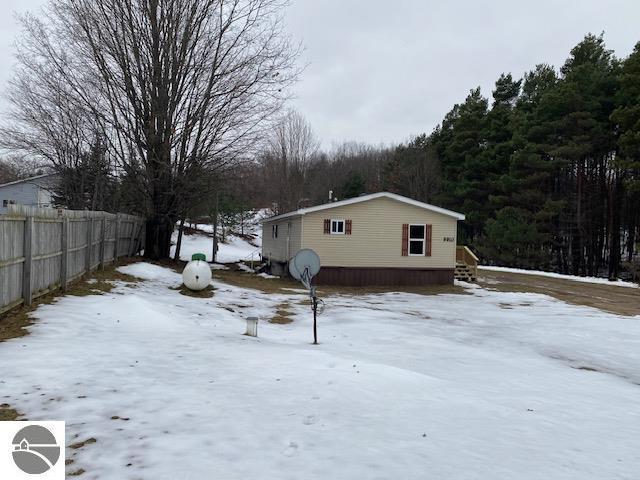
[312,267,454,286]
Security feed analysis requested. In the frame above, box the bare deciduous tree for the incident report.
[0,49,113,209]
[0,155,43,184]
[260,110,318,213]
[2,0,299,258]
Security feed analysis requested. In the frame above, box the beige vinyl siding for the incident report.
[261,215,303,262]
[301,197,457,268]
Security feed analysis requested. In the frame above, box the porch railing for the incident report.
[456,246,479,279]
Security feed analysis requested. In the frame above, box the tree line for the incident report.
[1,14,638,280]
[428,34,640,280]
[252,34,640,279]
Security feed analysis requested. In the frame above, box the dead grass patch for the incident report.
[147,258,187,272]
[213,268,468,297]
[0,304,42,343]
[479,270,640,317]
[0,403,21,421]
[154,259,467,297]
[171,284,215,298]
[316,283,468,297]
[67,264,141,298]
[0,258,142,343]
[69,437,97,450]
[270,303,294,324]
[215,268,301,294]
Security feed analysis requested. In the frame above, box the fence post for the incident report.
[128,220,135,256]
[129,221,134,256]
[99,216,106,269]
[127,220,133,256]
[130,220,141,256]
[86,217,93,273]
[134,221,145,256]
[114,216,120,260]
[22,216,34,306]
[61,218,69,292]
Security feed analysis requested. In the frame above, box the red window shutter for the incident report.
[323,219,330,234]
[425,224,432,256]
[345,219,352,235]
[401,224,408,256]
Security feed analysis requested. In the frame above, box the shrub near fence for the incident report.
[0,205,145,315]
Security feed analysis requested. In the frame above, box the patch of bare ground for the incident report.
[144,257,188,272]
[159,259,468,297]
[171,284,215,298]
[66,261,142,298]
[69,437,97,450]
[316,283,468,297]
[479,269,640,316]
[65,457,86,476]
[66,454,86,475]
[0,258,142,343]
[215,267,302,294]
[0,403,21,421]
[213,266,468,297]
[66,435,98,476]
[270,303,294,324]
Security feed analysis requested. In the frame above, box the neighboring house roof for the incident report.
[263,192,466,222]
[0,172,58,189]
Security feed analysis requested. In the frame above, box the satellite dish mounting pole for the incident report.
[289,249,322,345]
[311,285,318,345]
[303,269,318,345]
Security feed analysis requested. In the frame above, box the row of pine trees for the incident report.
[389,34,640,278]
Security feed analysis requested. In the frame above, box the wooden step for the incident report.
[454,263,477,281]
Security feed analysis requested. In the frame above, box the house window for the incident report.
[409,224,425,255]
[2,199,15,208]
[330,219,345,234]
[272,224,278,239]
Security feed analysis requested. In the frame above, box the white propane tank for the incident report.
[182,253,212,291]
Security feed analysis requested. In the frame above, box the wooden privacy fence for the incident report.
[0,205,145,315]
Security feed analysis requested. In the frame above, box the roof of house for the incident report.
[263,192,465,223]
[0,172,58,189]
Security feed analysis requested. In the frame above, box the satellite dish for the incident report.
[289,249,321,289]
[289,248,322,345]
[289,258,302,280]
[293,249,321,279]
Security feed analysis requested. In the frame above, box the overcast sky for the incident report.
[1,0,639,148]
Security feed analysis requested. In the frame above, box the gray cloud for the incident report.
[1,0,639,148]
[285,0,640,146]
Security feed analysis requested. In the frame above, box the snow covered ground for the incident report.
[479,265,639,288]
[170,212,264,264]
[0,263,639,479]
[171,231,259,264]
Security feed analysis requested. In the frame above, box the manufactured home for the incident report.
[261,192,474,286]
